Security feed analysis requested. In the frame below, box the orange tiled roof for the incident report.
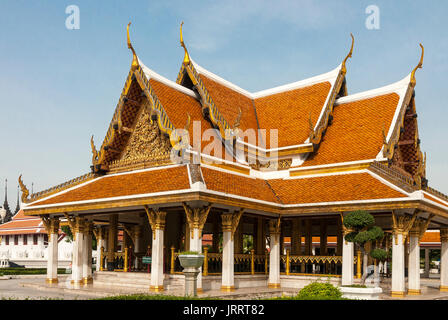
[269,172,407,205]
[200,167,280,203]
[254,82,331,148]
[199,74,259,134]
[424,193,448,208]
[421,231,440,243]
[0,210,45,235]
[303,93,400,166]
[29,165,191,206]
[150,79,236,162]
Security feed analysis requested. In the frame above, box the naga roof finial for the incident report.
[410,43,424,87]
[180,21,191,65]
[127,22,139,71]
[18,175,29,203]
[341,33,354,75]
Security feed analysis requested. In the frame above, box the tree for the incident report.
[343,210,387,285]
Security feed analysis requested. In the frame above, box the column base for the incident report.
[83,277,93,284]
[407,289,421,295]
[70,279,83,285]
[150,285,164,292]
[221,285,235,292]
[268,283,281,289]
[440,285,448,292]
[45,278,58,284]
[391,291,406,298]
[197,288,203,294]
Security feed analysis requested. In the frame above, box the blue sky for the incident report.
[0,1,447,205]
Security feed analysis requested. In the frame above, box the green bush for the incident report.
[343,210,374,230]
[296,282,343,300]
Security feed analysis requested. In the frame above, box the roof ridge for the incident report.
[139,60,198,98]
[264,180,284,205]
[192,59,342,99]
[335,74,411,105]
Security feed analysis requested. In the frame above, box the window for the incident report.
[14,235,18,245]
[23,235,28,245]
[5,235,9,245]
[33,234,38,245]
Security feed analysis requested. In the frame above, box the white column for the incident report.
[269,232,280,288]
[440,229,448,292]
[82,222,93,284]
[391,233,406,297]
[221,228,234,291]
[408,232,421,295]
[71,217,85,286]
[46,218,59,284]
[342,238,354,286]
[150,228,165,292]
[268,219,281,288]
[189,227,203,291]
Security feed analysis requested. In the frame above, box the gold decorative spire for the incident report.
[90,135,98,165]
[180,21,190,65]
[127,22,139,70]
[18,175,29,203]
[341,33,354,75]
[410,43,424,87]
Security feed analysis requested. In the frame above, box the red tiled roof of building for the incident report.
[303,93,400,166]
[254,82,332,148]
[269,172,407,205]
[29,166,191,206]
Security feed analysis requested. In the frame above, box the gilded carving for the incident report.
[144,206,167,239]
[440,229,448,242]
[221,209,244,240]
[182,203,213,238]
[391,211,418,244]
[409,215,434,242]
[112,107,171,168]
[18,174,30,203]
[269,217,281,235]
[41,216,59,234]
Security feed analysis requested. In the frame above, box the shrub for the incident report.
[296,282,343,300]
[370,248,388,261]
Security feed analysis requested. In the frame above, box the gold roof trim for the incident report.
[341,33,354,75]
[127,22,139,71]
[180,22,190,65]
[410,43,424,87]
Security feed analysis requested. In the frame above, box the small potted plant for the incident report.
[178,251,204,269]
[340,210,386,300]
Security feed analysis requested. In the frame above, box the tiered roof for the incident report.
[19,25,448,224]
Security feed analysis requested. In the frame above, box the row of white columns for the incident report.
[46,217,93,285]
[340,226,448,297]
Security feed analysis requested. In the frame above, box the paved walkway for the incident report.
[5,275,448,300]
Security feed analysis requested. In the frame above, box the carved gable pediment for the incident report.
[108,107,172,173]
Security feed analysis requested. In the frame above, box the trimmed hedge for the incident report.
[96,294,216,300]
[0,268,67,276]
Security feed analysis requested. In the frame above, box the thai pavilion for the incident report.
[19,24,448,297]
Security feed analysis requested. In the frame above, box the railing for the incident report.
[113,247,129,272]
[280,250,343,277]
[170,247,268,275]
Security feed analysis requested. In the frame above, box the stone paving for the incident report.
[2,275,448,300]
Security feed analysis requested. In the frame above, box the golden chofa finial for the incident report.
[180,21,190,65]
[341,33,354,75]
[18,174,30,203]
[127,22,139,71]
[410,43,424,87]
